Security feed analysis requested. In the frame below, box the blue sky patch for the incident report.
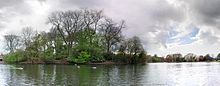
[167,26,200,45]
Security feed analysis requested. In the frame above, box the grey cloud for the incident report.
[199,31,219,44]
[179,0,220,48]
[0,0,32,29]
[58,0,105,9]
[183,0,220,28]
[0,0,30,14]
[97,0,185,51]
[0,0,22,8]
[192,0,220,18]
[148,0,184,23]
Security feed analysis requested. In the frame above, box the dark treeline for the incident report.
[147,53,220,62]
[3,9,147,64]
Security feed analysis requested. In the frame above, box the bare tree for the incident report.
[119,36,144,56]
[21,27,35,49]
[48,9,104,57]
[48,10,85,56]
[4,34,21,53]
[118,37,128,54]
[131,36,144,55]
[127,36,144,56]
[100,18,125,54]
[82,9,103,44]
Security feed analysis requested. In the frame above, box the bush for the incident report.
[3,50,26,63]
[138,52,148,64]
[67,51,90,63]
[114,53,130,63]
[113,51,148,64]
[152,57,162,62]
[103,53,115,60]
[145,54,162,63]
[88,48,105,62]
[131,55,139,64]
[41,48,55,62]
[90,55,105,62]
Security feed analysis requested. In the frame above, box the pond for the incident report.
[0,62,220,86]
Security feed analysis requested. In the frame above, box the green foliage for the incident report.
[114,52,130,63]
[89,48,105,62]
[3,50,26,63]
[41,48,54,62]
[131,51,148,64]
[103,53,115,61]
[142,54,163,63]
[68,51,90,63]
[75,28,105,62]
[152,57,162,62]
[54,35,67,59]
[24,34,42,60]
[113,51,148,64]
[138,51,148,64]
[131,55,139,64]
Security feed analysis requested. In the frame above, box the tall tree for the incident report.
[118,38,128,55]
[48,28,66,59]
[21,27,35,49]
[48,9,104,57]
[48,10,85,57]
[82,9,103,44]
[130,36,144,56]
[4,34,21,53]
[100,18,125,54]
[120,36,144,56]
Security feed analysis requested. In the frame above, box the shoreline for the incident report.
[0,61,219,65]
[2,60,128,65]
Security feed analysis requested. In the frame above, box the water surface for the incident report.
[1,62,220,86]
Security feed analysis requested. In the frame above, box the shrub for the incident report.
[67,51,90,63]
[103,53,115,60]
[90,55,105,62]
[89,48,105,62]
[113,51,148,64]
[3,50,26,63]
[152,57,162,62]
[114,53,130,63]
[41,48,55,62]
[138,52,148,64]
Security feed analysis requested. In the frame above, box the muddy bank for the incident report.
[87,61,126,65]
[19,59,70,65]
[17,60,126,65]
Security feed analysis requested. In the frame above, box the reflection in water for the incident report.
[0,62,220,86]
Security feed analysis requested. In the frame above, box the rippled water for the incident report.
[1,62,220,86]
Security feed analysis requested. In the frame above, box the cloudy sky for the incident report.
[0,0,220,57]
